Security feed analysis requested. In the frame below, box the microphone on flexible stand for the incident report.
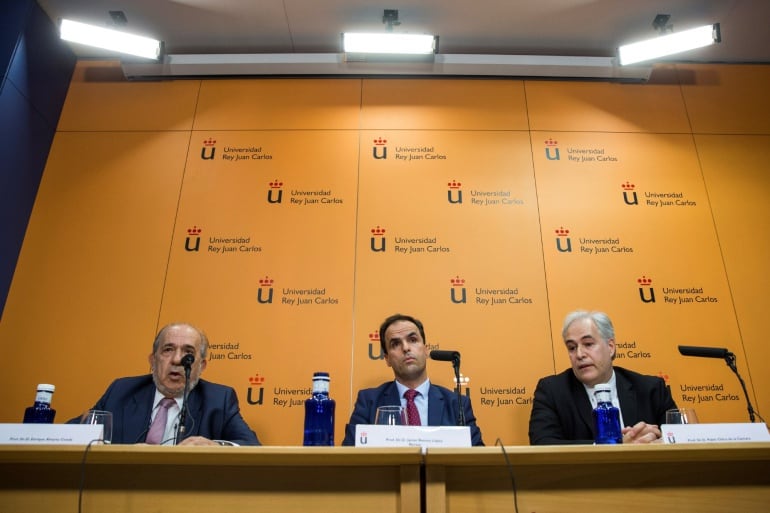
[176,354,195,444]
[678,345,728,359]
[430,349,466,426]
[678,345,760,423]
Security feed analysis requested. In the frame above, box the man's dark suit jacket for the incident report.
[528,366,677,445]
[69,375,260,445]
[341,381,484,446]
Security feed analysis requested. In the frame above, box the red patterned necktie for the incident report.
[404,389,421,426]
[146,397,175,444]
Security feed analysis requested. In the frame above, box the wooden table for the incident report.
[0,445,423,513]
[3,443,769,513]
[425,442,770,513]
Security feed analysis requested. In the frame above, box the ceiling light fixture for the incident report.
[618,22,720,65]
[60,19,162,60]
[343,33,437,55]
[343,9,436,62]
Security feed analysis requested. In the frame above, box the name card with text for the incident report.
[0,423,104,445]
[354,424,471,448]
[662,422,770,444]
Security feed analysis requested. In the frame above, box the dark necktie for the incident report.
[146,397,175,444]
[404,389,421,426]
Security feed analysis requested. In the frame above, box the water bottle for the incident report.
[23,384,57,423]
[592,384,622,444]
[303,372,335,446]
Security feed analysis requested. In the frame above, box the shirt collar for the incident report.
[395,378,431,398]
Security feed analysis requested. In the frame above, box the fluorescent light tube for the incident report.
[60,19,162,60]
[618,23,719,65]
[343,33,436,54]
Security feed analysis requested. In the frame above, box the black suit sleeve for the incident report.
[528,377,593,445]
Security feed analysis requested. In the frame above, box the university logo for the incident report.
[359,431,368,445]
[637,275,655,303]
[544,138,560,161]
[372,137,387,160]
[450,275,467,304]
[368,331,384,360]
[246,373,265,405]
[185,226,202,252]
[257,276,274,304]
[622,181,639,206]
[201,138,216,160]
[267,179,283,204]
[370,225,386,252]
[447,180,463,205]
[555,226,571,253]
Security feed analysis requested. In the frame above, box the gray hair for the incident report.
[152,322,209,359]
[562,310,615,342]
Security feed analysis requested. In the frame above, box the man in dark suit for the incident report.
[529,310,676,445]
[70,322,259,446]
[342,313,484,446]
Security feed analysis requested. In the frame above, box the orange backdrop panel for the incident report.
[57,60,199,132]
[678,64,770,134]
[160,130,360,444]
[1,62,768,444]
[0,130,191,421]
[695,134,770,420]
[525,79,691,133]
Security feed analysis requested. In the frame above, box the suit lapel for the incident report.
[183,386,203,437]
[124,384,154,443]
[616,370,637,426]
[569,374,595,435]
[379,382,401,408]
[427,385,445,426]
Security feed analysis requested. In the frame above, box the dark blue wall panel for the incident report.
[0,0,75,317]
[0,0,32,93]
[8,1,74,127]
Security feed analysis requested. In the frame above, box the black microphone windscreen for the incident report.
[181,354,195,369]
[430,350,461,362]
[678,345,729,359]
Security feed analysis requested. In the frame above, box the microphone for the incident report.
[181,354,195,374]
[678,345,728,359]
[176,354,195,443]
[430,350,460,362]
[678,344,761,423]
[429,349,466,426]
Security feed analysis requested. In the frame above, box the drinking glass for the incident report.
[665,408,699,425]
[375,406,405,426]
[80,409,113,443]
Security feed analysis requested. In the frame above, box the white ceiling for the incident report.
[38,0,770,65]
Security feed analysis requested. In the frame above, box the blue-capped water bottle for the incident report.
[303,372,335,446]
[593,384,622,444]
[23,384,56,423]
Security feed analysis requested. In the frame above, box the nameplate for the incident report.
[661,422,770,444]
[354,424,471,448]
[0,423,104,445]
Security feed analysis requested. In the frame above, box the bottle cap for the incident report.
[594,383,611,393]
[312,372,330,380]
[37,384,55,393]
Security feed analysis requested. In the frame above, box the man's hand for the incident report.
[622,421,662,444]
